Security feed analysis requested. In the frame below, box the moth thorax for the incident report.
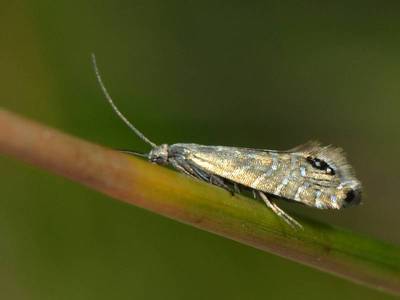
[149,144,169,164]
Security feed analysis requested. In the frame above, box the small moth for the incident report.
[92,54,362,228]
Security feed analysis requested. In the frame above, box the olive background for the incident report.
[1,1,400,299]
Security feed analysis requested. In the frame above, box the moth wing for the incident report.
[179,144,283,191]
[223,141,321,154]
[284,140,321,153]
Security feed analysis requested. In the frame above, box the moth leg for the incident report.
[169,160,195,178]
[258,191,302,229]
[233,183,241,194]
[269,201,302,229]
[210,175,235,195]
[190,165,210,182]
[252,190,258,199]
[190,167,235,195]
[170,159,235,195]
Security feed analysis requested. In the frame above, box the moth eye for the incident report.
[306,156,336,175]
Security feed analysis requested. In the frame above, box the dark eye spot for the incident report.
[306,156,336,175]
[344,190,355,203]
[344,189,361,206]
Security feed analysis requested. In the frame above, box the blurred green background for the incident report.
[1,1,400,299]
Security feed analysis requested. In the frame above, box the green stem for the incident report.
[0,109,399,295]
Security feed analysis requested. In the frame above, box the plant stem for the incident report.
[0,109,399,295]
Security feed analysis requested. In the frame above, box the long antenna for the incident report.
[91,53,157,148]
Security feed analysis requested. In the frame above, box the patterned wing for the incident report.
[169,142,361,210]
[170,143,295,196]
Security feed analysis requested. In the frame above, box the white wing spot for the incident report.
[330,195,340,209]
[315,190,325,209]
[300,166,306,177]
[274,176,290,196]
[271,153,279,171]
[294,182,309,202]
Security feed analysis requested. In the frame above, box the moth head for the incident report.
[297,142,362,209]
[149,144,169,165]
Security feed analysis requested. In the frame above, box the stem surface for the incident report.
[0,109,399,295]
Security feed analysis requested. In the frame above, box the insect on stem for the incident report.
[91,53,158,149]
[92,55,362,229]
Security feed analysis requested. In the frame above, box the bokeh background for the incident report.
[1,1,400,299]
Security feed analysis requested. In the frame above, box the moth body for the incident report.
[92,54,362,229]
[150,143,362,212]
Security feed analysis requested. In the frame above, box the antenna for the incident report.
[91,53,157,148]
[118,149,149,158]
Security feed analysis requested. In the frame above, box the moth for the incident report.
[92,54,362,228]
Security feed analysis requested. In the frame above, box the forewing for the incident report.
[169,142,361,210]
[176,144,291,193]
